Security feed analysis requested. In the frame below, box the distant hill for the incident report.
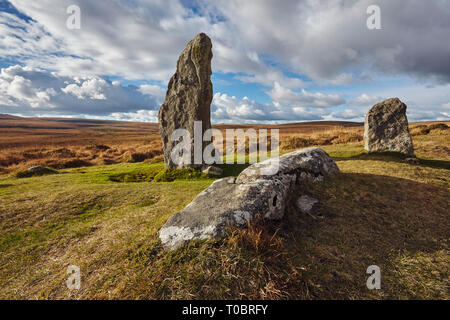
[0,113,445,128]
[0,114,159,131]
[0,114,24,120]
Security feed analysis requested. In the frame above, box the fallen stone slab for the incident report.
[159,147,339,250]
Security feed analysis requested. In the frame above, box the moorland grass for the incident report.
[0,127,448,299]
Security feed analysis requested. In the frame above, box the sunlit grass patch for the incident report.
[384,249,449,299]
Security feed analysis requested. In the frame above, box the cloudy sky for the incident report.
[0,0,449,123]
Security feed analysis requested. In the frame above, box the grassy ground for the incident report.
[0,124,448,299]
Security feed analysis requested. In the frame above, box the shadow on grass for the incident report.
[120,171,449,300]
[279,172,449,299]
[216,163,250,177]
[218,151,450,175]
[417,159,450,170]
[333,151,450,170]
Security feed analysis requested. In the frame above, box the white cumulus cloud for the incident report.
[347,94,385,107]
[267,82,345,108]
[0,65,162,117]
[212,92,331,123]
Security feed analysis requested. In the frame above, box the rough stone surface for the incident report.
[364,98,414,156]
[296,195,319,213]
[159,147,339,249]
[202,165,223,177]
[158,33,213,168]
[27,165,44,172]
[236,147,340,184]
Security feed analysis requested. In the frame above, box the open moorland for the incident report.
[0,115,449,299]
[2,114,448,173]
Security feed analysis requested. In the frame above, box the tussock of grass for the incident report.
[410,123,448,136]
[123,223,305,299]
[282,136,315,149]
[49,159,93,169]
[121,150,161,163]
[85,144,110,151]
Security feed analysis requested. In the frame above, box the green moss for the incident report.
[153,168,209,182]
[215,163,249,177]
[109,167,161,182]
[107,166,214,183]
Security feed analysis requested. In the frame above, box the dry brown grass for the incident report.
[0,115,163,173]
[280,126,363,150]
[0,115,448,300]
[2,115,448,175]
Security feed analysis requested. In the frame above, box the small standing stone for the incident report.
[364,98,414,157]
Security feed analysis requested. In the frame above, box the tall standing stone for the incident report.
[364,97,414,156]
[158,33,213,168]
